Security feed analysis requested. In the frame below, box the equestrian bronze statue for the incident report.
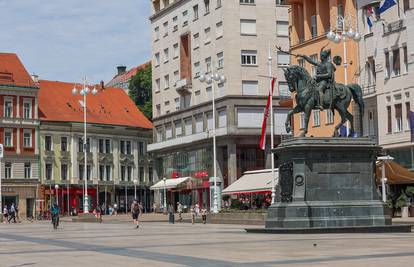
[277,46,364,137]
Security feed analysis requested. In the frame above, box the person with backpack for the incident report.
[130,200,142,229]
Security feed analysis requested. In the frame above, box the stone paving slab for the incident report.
[1,220,414,267]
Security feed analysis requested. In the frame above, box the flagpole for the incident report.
[268,45,276,204]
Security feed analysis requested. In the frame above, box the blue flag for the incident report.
[409,111,414,142]
[377,0,396,15]
[367,16,373,28]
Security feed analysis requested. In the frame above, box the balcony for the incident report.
[383,19,405,35]
[175,78,192,95]
[362,85,376,97]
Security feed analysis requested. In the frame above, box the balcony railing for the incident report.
[362,85,376,96]
[175,78,192,94]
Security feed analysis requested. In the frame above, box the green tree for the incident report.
[128,64,152,120]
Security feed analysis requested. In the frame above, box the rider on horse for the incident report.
[297,47,336,111]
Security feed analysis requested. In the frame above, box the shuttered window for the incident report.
[237,108,263,128]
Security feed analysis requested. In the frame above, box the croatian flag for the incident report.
[409,111,414,142]
[366,6,374,28]
[259,78,276,150]
[377,0,397,15]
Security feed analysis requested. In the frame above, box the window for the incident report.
[45,163,52,180]
[155,78,161,92]
[205,57,212,72]
[163,48,169,63]
[61,164,67,180]
[276,21,289,36]
[166,124,173,139]
[326,109,334,124]
[299,113,306,129]
[99,165,105,181]
[175,121,183,137]
[384,51,390,79]
[217,0,222,8]
[218,83,225,97]
[174,97,180,110]
[313,110,320,126]
[240,20,256,35]
[206,86,212,100]
[87,165,91,180]
[337,4,344,31]
[105,139,111,153]
[121,165,126,181]
[195,115,204,133]
[126,141,132,155]
[279,82,289,97]
[23,100,32,119]
[218,109,227,128]
[173,16,178,31]
[99,139,104,153]
[164,75,170,89]
[156,127,163,142]
[139,141,145,156]
[387,106,392,133]
[59,136,67,152]
[216,21,223,38]
[217,52,224,69]
[4,100,13,118]
[127,166,132,181]
[207,112,214,130]
[404,46,408,73]
[241,50,257,65]
[106,165,111,181]
[311,15,317,37]
[237,108,263,128]
[79,164,84,180]
[204,0,210,14]
[404,0,410,12]
[155,53,160,66]
[23,131,31,148]
[193,5,199,20]
[242,81,258,95]
[24,163,31,179]
[367,57,376,86]
[149,167,154,182]
[395,104,403,132]
[406,102,411,130]
[240,0,255,3]
[154,26,160,41]
[78,137,90,153]
[163,21,168,37]
[173,43,179,58]
[193,33,200,48]
[120,140,125,154]
[204,27,211,44]
[139,167,145,183]
[392,48,401,76]
[298,59,304,67]
[4,130,12,147]
[277,51,290,66]
[185,118,193,135]
[45,135,52,151]
[174,71,179,84]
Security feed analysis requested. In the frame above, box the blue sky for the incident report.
[0,0,151,84]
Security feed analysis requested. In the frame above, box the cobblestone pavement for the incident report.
[0,220,414,267]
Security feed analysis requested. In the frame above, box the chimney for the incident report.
[117,66,127,75]
[31,74,39,83]
[100,80,105,89]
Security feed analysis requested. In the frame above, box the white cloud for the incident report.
[0,0,151,83]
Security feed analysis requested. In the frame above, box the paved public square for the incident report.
[0,219,414,267]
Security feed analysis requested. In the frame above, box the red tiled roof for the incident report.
[106,61,151,87]
[0,53,37,87]
[38,80,153,129]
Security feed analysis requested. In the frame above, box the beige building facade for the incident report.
[148,0,291,209]
[356,0,414,169]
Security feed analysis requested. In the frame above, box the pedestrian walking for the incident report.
[177,202,183,222]
[168,203,175,224]
[3,206,8,223]
[8,203,16,223]
[152,202,157,213]
[131,200,142,229]
[195,203,200,218]
[190,205,196,225]
[113,203,118,215]
[201,207,208,224]
[50,203,60,230]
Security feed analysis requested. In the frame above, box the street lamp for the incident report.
[133,179,138,200]
[199,66,226,214]
[55,184,59,207]
[378,155,394,203]
[72,77,98,214]
[163,177,167,213]
[326,15,361,85]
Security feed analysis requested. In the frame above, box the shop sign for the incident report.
[1,187,15,194]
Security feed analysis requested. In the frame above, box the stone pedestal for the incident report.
[266,137,391,229]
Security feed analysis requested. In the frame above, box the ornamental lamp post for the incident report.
[133,179,138,200]
[72,77,98,214]
[163,177,167,214]
[199,67,226,214]
[378,155,394,203]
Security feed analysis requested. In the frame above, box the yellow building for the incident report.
[287,0,359,137]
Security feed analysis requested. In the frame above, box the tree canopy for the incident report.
[128,64,152,120]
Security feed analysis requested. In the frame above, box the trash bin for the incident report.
[169,212,175,224]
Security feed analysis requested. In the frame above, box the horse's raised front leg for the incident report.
[285,106,302,134]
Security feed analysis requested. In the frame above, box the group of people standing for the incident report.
[2,203,18,223]
[173,202,208,224]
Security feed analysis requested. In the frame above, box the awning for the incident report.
[222,169,278,195]
[375,161,414,185]
[150,177,191,190]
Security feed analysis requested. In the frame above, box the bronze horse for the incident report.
[283,65,364,137]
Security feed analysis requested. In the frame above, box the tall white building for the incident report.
[148,0,291,209]
[357,0,414,170]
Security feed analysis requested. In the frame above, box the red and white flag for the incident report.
[259,78,276,150]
